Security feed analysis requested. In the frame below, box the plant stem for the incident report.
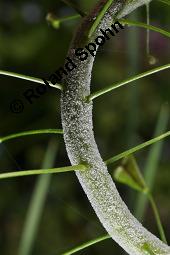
[47,12,170,38]
[61,234,110,255]
[147,193,167,244]
[88,0,113,38]
[61,0,86,17]
[0,129,63,143]
[105,130,170,165]
[120,18,170,38]
[87,64,170,101]
[0,165,87,180]
[0,70,63,90]
[46,13,80,29]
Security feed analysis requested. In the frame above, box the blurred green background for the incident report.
[0,0,170,254]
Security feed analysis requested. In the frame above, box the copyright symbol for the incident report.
[10,100,24,114]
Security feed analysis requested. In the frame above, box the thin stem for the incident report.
[0,70,63,90]
[46,13,80,29]
[120,18,170,38]
[61,0,86,17]
[148,193,167,244]
[87,64,170,101]
[59,14,80,23]
[0,129,63,143]
[134,105,169,220]
[105,130,170,165]
[47,13,170,38]
[158,0,170,6]
[0,164,87,180]
[61,234,110,255]
[88,0,113,38]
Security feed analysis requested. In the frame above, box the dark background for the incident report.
[0,0,170,254]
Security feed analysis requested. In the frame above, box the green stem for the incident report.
[120,18,170,38]
[47,12,170,39]
[0,165,87,180]
[0,70,63,90]
[46,13,80,29]
[134,105,169,221]
[0,129,63,143]
[147,193,167,244]
[47,12,170,38]
[105,130,170,165]
[87,64,170,101]
[61,234,110,255]
[88,0,113,38]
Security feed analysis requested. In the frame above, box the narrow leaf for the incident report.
[18,140,58,255]
[0,129,63,143]
[61,234,110,255]
[105,130,170,165]
[88,64,170,101]
[0,70,63,90]
[0,164,87,180]
[120,18,170,38]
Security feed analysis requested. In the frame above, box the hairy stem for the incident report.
[60,0,170,254]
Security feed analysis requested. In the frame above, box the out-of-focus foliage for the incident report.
[0,1,169,254]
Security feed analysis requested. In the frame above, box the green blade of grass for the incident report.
[105,130,170,165]
[134,105,169,221]
[120,18,170,38]
[18,139,59,255]
[0,164,87,180]
[0,70,63,90]
[61,234,110,255]
[0,129,63,143]
[87,64,170,101]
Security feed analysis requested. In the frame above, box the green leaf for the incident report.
[0,70,63,90]
[120,18,170,38]
[105,129,170,165]
[0,129,63,143]
[0,164,87,180]
[61,234,110,255]
[88,64,170,101]
[114,155,148,193]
